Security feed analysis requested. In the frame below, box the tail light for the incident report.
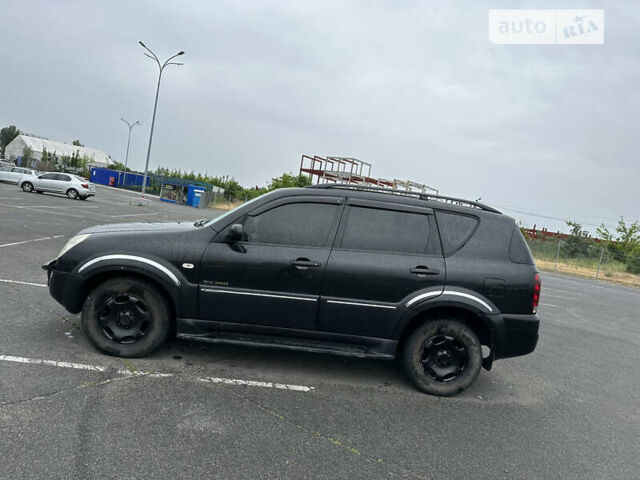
[81,183,89,189]
[532,273,541,313]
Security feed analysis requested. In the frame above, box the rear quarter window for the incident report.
[509,226,535,264]
[435,211,479,256]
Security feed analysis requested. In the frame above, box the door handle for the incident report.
[291,258,321,270]
[410,266,440,276]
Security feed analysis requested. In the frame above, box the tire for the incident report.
[81,277,171,357]
[402,318,482,396]
[21,182,33,192]
[67,188,78,199]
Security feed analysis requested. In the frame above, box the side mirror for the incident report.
[227,224,244,242]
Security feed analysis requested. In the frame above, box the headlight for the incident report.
[57,234,91,259]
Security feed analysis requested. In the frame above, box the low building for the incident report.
[4,134,112,168]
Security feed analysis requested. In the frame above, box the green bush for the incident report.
[626,248,640,274]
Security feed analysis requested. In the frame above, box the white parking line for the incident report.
[540,303,557,308]
[0,279,47,287]
[0,354,315,392]
[0,235,64,248]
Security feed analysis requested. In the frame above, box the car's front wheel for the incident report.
[81,277,171,357]
[67,188,78,199]
[402,318,482,396]
[21,182,33,192]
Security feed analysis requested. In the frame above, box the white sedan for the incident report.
[19,172,96,200]
[0,166,39,184]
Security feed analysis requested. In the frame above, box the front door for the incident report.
[317,199,446,339]
[199,197,344,330]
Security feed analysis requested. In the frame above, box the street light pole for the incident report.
[120,118,140,186]
[138,41,184,198]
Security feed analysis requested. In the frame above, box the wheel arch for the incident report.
[80,269,178,322]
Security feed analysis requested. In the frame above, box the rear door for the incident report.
[53,174,72,192]
[199,196,344,330]
[317,199,445,338]
[9,167,28,183]
[0,166,11,181]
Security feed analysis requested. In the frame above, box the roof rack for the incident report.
[307,183,501,213]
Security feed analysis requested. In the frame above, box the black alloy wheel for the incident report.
[420,334,468,382]
[98,293,151,344]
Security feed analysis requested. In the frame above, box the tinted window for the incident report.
[0,167,10,171]
[509,227,534,264]
[435,211,479,256]
[56,174,71,181]
[242,202,339,247]
[339,206,429,254]
[11,168,25,173]
[39,173,57,180]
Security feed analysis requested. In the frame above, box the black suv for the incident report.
[44,184,540,396]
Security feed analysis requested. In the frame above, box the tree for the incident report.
[72,140,84,147]
[565,221,589,257]
[111,161,131,172]
[22,146,33,165]
[268,173,312,190]
[0,125,20,155]
[597,218,640,263]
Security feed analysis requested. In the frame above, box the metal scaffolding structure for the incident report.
[299,155,439,194]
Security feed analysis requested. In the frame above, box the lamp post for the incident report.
[120,118,140,186]
[138,41,184,198]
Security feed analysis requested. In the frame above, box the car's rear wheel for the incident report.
[81,277,171,357]
[21,182,33,192]
[66,188,78,199]
[402,318,482,396]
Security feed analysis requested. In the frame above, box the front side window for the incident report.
[242,202,340,247]
[339,206,430,255]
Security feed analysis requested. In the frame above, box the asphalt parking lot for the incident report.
[0,180,638,480]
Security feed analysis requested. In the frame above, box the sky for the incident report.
[1,0,637,234]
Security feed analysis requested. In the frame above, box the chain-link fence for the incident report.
[526,237,640,287]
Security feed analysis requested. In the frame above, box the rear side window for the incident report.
[39,173,57,180]
[56,174,71,181]
[339,206,429,255]
[435,211,479,256]
[242,202,339,247]
[509,227,535,264]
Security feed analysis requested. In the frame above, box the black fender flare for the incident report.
[73,253,198,318]
[394,288,502,353]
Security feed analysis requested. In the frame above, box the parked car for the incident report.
[43,184,540,396]
[0,166,39,184]
[19,172,96,199]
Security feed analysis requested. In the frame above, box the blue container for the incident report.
[186,186,206,207]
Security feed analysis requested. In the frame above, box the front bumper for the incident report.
[43,261,86,314]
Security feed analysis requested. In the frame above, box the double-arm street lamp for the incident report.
[120,118,140,185]
[138,41,184,198]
